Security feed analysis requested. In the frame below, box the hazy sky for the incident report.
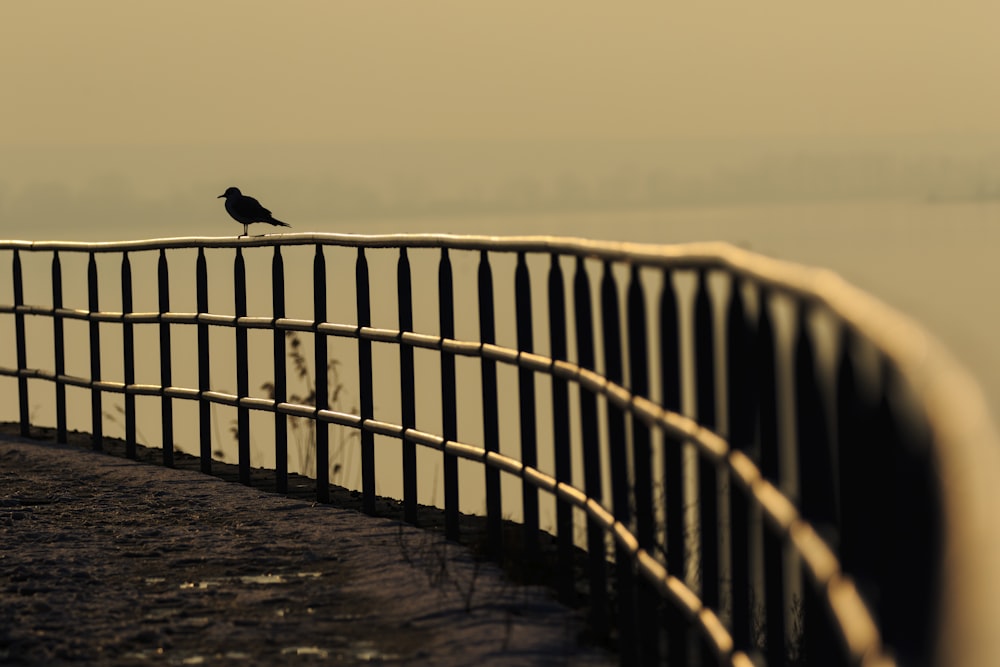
[3,2,999,147]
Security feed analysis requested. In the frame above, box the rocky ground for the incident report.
[0,430,615,666]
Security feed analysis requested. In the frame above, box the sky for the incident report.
[2,2,999,148]
[0,1,997,227]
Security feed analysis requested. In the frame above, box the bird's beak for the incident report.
[217,194,225,198]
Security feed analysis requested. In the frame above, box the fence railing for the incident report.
[3,233,1000,666]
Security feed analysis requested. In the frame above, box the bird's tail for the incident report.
[270,219,291,228]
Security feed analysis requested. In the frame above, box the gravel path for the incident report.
[0,434,614,666]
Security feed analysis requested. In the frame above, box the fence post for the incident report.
[660,268,689,665]
[121,252,136,459]
[478,250,503,555]
[878,365,943,664]
[837,337,893,629]
[627,265,659,664]
[600,260,640,666]
[439,248,459,540]
[866,369,897,644]
[573,256,608,636]
[157,249,173,465]
[357,248,376,515]
[89,252,103,451]
[514,252,539,560]
[398,248,418,524]
[197,247,212,474]
[12,250,29,437]
[51,252,67,443]
[547,253,575,603]
[757,290,787,664]
[234,247,249,483]
[795,306,836,531]
[272,246,287,492]
[794,305,844,665]
[726,276,754,650]
[693,270,720,619]
[313,245,330,503]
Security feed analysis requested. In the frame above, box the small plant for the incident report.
[236,331,359,483]
[103,403,150,445]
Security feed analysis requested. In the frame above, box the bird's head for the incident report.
[218,187,242,199]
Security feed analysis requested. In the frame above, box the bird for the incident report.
[218,187,291,237]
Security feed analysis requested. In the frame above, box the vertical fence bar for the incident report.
[836,330,858,577]
[51,252,67,443]
[272,246,287,492]
[693,270,721,615]
[357,248,376,515]
[547,253,575,603]
[573,256,608,636]
[157,249,173,465]
[121,252,136,459]
[836,326,877,624]
[196,248,212,474]
[757,290,787,664]
[514,252,539,560]
[794,305,844,663]
[478,250,503,555]
[439,248,460,540]
[726,277,754,650]
[88,252,103,451]
[12,250,29,436]
[234,247,249,483]
[795,306,837,531]
[314,245,330,503]
[878,364,942,665]
[860,367,897,646]
[837,331,885,616]
[600,260,640,666]
[398,248,418,524]
[626,265,659,664]
[872,367,897,623]
[660,269,689,665]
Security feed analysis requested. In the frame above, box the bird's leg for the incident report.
[241,223,248,237]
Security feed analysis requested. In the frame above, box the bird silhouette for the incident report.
[218,187,291,237]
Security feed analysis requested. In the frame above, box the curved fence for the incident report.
[3,233,1000,666]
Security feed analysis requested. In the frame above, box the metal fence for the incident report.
[2,233,1000,666]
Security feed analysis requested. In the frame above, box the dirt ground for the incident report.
[0,430,615,666]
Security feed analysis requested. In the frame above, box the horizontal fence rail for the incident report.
[3,233,1000,666]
